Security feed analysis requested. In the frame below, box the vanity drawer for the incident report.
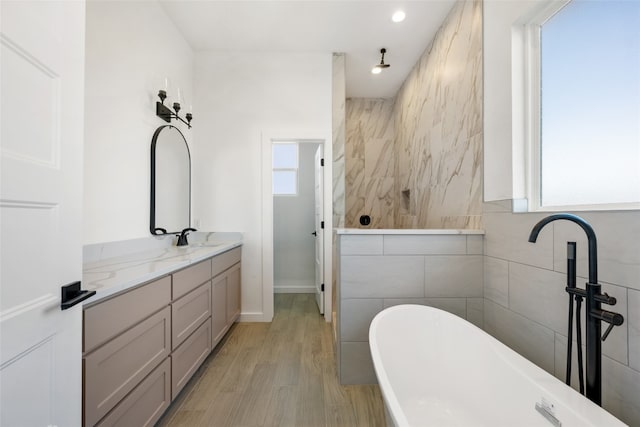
[83,276,171,353]
[171,317,212,400]
[95,358,171,427]
[173,258,212,300]
[211,247,241,278]
[84,307,171,427]
[171,281,211,350]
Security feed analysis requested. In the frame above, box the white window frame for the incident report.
[272,141,299,196]
[523,0,640,212]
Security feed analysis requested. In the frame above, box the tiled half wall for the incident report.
[336,232,484,384]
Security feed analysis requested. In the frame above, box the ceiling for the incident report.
[158,1,457,98]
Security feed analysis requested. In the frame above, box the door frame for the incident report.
[261,130,333,322]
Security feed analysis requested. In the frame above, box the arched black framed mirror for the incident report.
[150,125,191,235]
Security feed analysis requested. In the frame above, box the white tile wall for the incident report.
[483,206,639,425]
[629,288,640,371]
[484,300,555,373]
[599,282,628,365]
[340,342,377,384]
[383,298,468,319]
[341,255,424,298]
[466,235,484,255]
[424,255,483,297]
[340,299,383,341]
[483,212,554,269]
[602,356,640,426]
[553,211,640,292]
[340,235,383,255]
[484,256,509,307]
[508,262,568,333]
[466,298,484,328]
[553,333,583,392]
[383,235,467,255]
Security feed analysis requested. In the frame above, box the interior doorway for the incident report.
[261,131,332,322]
[272,141,321,312]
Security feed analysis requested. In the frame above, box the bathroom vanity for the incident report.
[81,233,242,426]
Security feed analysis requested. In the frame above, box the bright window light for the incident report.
[533,0,640,209]
[272,142,298,195]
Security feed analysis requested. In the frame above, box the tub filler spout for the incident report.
[528,213,624,406]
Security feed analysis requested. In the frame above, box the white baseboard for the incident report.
[274,286,315,294]
[274,279,315,294]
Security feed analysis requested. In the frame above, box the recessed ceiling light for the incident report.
[392,10,406,23]
[371,67,382,75]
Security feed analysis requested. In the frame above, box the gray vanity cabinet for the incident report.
[83,247,241,426]
[83,277,171,427]
[210,247,242,348]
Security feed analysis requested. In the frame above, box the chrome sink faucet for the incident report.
[528,213,623,406]
[176,227,197,246]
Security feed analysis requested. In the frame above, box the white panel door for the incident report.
[1,1,85,426]
[314,145,324,314]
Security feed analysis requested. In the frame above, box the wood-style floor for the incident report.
[157,293,386,427]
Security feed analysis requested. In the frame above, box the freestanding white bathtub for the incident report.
[369,305,627,427]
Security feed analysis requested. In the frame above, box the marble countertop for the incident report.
[82,232,242,307]
[335,228,484,235]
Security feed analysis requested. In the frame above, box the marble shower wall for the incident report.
[394,0,483,229]
[332,53,346,229]
[345,98,396,228]
[344,0,483,229]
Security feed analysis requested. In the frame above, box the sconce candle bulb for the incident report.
[156,90,192,129]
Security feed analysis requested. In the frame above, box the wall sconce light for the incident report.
[156,89,193,128]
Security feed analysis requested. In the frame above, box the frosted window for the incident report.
[273,170,297,195]
[273,143,298,168]
[539,0,640,207]
[272,143,298,195]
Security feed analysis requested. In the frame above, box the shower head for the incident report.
[372,48,390,74]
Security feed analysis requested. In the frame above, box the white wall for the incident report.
[483,0,538,202]
[274,143,319,292]
[193,52,332,320]
[84,0,194,244]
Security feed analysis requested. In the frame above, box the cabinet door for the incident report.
[84,307,170,427]
[172,281,211,350]
[95,358,171,427]
[226,263,241,325]
[171,318,211,400]
[211,273,227,347]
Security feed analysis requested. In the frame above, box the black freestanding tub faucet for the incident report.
[528,213,623,406]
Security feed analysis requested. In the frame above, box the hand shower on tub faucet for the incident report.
[528,213,623,406]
